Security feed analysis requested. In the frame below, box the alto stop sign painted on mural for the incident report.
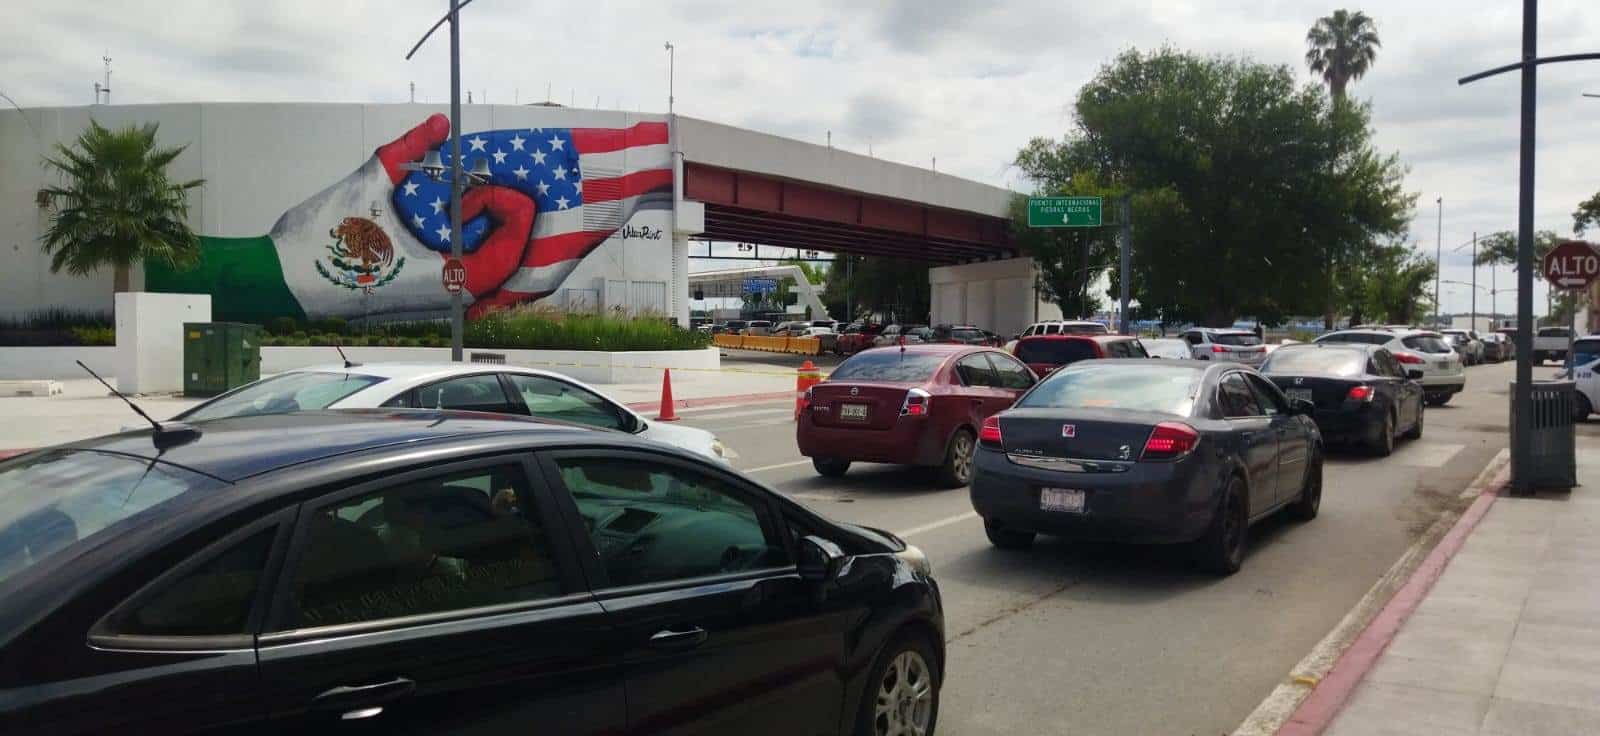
[441,257,467,294]
[1542,240,1600,290]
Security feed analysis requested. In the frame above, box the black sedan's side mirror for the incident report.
[1406,369,1425,380]
[797,535,847,582]
[1290,398,1316,416]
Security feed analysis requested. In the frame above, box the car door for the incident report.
[985,351,1038,405]
[1245,373,1305,507]
[254,456,625,735]
[1218,372,1278,515]
[1182,331,1204,359]
[537,449,844,736]
[502,373,635,432]
[1375,349,1423,432]
[953,353,1011,422]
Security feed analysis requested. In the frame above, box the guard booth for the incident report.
[184,322,263,397]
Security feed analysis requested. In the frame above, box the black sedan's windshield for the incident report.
[180,372,386,422]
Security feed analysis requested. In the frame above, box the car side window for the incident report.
[1127,340,1150,358]
[954,354,998,387]
[283,463,562,629]
[380,392,414,408]
[1219,373,1263,418]
[504,374,630,431]
[554,456,788,588]
[105,527,277,637]
[1183,332,1202,346]
[1044,324,1061,335]
[1245,374,1287,416]
[985,353,1036,390]
[415,374,520,414]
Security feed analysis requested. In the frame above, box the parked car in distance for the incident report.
[174,363,733,463]
[835,322,885,355]
[1559,336,1599,421]
[1314,329,1465,405]
[795,325,838,353]
[873,324,933,348]
[1480,332,1511,362]
[1535,326,1574,364]
[1440,329,1484,366]
[0,411,945,736]
[1142,338,1194,360]
[970,360,1322,574]
[1005,320,1109,351]
[723,319,749,335]
[932,324,1000,346]
[797,344,1038,486]
[744,320,774,336]
[1013,334,1149,378]
[1179,328,1267,366]
[1260,343,1424,455]
[771,321,798,336]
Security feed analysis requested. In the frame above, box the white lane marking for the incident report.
[895,511,980,539]
[741,459,813,474]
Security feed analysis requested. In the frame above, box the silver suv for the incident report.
[1180,328,1267,366]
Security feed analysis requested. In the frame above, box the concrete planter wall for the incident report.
[0,346,118,381]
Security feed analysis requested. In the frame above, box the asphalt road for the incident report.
[673,358,1549,736]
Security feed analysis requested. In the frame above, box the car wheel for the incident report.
[983,519,1035,550]
[813,457,851,477]
[1370,411,1395,457]
[1404,403,1424,439]
[1198,475,1248,575]
[1575,394,1593,423]
[855,633,941,736]
[1433,392,1453,406]
[936,429,977,488]
[1288,451,1322,521]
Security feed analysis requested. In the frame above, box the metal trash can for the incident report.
[184,322,263,397]
[470,352,506,364]
[1509,380,1577,490]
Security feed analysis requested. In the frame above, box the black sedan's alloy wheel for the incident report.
[1288,454,1322,521]
[983,519,1035,550]
[1404,404,1424,440]
[1199,476,1248,575]
[858,634,941,736]
[1371,413,1394,457]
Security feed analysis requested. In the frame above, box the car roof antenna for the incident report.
[335,344,361,369]
[75,360,199,449]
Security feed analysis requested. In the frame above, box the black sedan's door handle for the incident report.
[313,677,416,713]
[648,626,709,651]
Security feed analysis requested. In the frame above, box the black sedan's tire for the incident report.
[1370,411,1395,457]
[1288,453,1322,521]
[1404,403,1424,439]
[854,632,941,736]
[936,429,977,488]
[1197,475,1248,575]
[813,457,851,477]
[983,519,1035,550]
[1575,394,1593,423]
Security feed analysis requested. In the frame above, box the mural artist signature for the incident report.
[621,225,664,241]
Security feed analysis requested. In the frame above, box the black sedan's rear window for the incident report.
[1019,364,1199,416]
[829,351,947,383]
[1262,347,1366,377]
[1015,339,1098,366]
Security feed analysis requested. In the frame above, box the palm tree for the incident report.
[1305,9,1381,103]
[40,120,204,293]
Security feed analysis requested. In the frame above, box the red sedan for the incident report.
[797,344,1038,486]
[834,322,884,355]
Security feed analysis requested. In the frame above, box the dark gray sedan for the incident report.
[969,360,1323,574]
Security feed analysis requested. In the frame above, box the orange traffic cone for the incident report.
[795,360,822,419]
[657,369,680,421]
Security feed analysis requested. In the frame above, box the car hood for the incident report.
[640,420,734,464]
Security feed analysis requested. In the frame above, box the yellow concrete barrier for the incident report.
[713,334,743,349]
[711,333,821,355]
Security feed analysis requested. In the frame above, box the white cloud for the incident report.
[2,0,1595,314]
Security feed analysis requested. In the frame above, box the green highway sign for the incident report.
[1028,196,1103,228]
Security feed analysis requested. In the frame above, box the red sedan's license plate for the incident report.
[839,403,869,420]
[1040,487,1086,513]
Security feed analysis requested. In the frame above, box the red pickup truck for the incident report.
[834,323,885,355]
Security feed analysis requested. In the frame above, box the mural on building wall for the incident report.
[147,113,673,322]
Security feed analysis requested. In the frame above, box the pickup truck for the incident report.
[1534,326,1574,364]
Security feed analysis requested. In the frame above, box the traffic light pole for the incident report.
[1118,195,1131,335]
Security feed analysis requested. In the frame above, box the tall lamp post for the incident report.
[1458,0,1600,493]
[1434,197,1443,327]
[405,0,476,362]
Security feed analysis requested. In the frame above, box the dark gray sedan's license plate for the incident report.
[1040,488,1086,513]
[840,403,869,420]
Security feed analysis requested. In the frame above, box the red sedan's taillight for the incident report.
[1394,351,1425,365]
[1142,422,1200,461]
[1347,385,1375,402]
[979,416,1003,448]
[901,388,931,417]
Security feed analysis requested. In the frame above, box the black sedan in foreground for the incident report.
[0,411,943,736]
[970,361,1322,574]
[1260,343,1425,456]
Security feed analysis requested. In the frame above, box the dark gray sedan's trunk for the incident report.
[996,407,1180,461]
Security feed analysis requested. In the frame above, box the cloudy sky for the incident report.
[4,0,1597,316]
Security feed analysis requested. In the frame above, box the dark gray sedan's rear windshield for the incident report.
[829,351,947,383]
[1019,364,1199,416]
[1263,348,1366,377]
[181,371,385,422]
[0,450,226,586]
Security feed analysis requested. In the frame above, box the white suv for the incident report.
[1179,327,1267,367]
[1316,328,1465,405]
[1561,336,1599,421]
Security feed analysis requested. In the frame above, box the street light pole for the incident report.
[1471,231,1478,331]
[447,0,464,362]
[1435,196,1443,327]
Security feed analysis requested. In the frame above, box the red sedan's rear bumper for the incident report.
[796,414,947,466]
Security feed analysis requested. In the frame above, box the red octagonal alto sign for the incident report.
[1542,240,1600,290]
[441,257,467,295]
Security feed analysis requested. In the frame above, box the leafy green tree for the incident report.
[1305,9,1381,104]
[1473,230,1563,269]
[1573,191,1600,236]
[40,120,204,294]
[1016,48,1412,327]
[1362,243,1435,324]
[821,255,929,324]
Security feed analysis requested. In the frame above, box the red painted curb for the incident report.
[624,391,794,413]
[1277,471,1508,735]
[0,450,27,460]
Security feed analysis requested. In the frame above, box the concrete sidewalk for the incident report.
[1301,450,1600,735]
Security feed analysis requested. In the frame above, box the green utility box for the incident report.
[184,322,263,397]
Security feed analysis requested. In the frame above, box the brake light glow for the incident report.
[901,387,931,417]
[1394,351,1425,365]
[1347,385,1375,402]
[979,416,1003,447]
[1142,422,1200,460]
[1212,344,1228,353]
[798,386,814,415]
